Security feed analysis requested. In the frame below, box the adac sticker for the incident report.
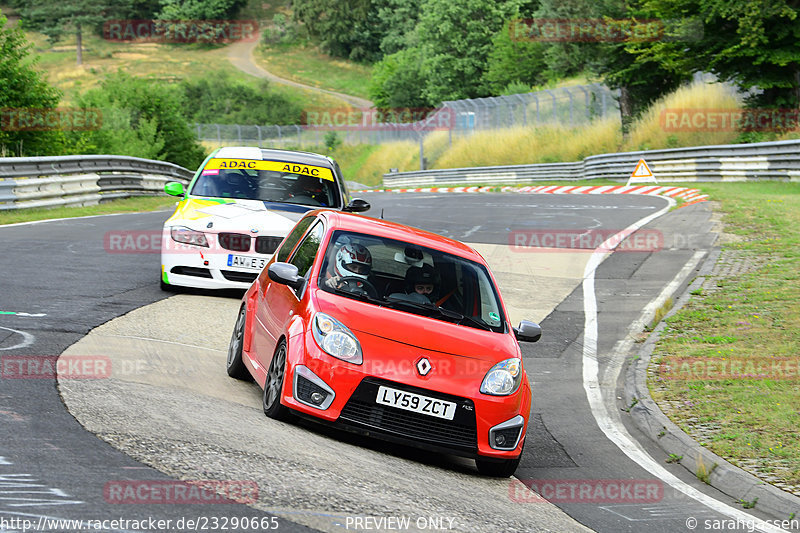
[204,158,334,181]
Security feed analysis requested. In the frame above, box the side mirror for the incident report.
[165,181,185,197]
[514,320,542,343]
[343,198,370,213]
[268,262,306,292]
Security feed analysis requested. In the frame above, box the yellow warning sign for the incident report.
[627,159,657,185]
[204,159,334,181]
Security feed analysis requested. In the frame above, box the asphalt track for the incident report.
[0,193,788,532]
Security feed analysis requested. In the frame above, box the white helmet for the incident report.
[335,243,372,280]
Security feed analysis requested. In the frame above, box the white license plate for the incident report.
[227,254,267,270]
[376,385,456,420]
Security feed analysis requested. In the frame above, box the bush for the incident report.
[180,74,302,125]
[0,13,64,156]
[75,72,206,169]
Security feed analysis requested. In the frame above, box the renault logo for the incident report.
[416,357,432,376]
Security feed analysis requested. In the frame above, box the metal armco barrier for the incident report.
[383,139,800,187]
[0,155,194,210]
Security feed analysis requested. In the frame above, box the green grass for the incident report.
[16,20,351,112]
[650,182,800,487]
[253,42,373,101]
[0,196,178,225]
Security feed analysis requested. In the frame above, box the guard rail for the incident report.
[0,155,194,210]
[382,139,800,187]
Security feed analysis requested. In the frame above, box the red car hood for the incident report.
[313,289,519,363]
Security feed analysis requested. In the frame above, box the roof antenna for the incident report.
[380,208,385,220]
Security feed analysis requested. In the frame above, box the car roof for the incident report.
[317,211,483,262]
[213,146,335,169]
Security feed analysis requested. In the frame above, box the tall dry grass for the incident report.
[435,117,621,169]
[623,82,743,151]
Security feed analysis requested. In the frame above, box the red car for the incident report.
[226,210,542,476]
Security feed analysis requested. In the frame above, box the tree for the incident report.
[77,72,206,169]
[292,0,383,61]
[157,0,248,20]
[376,0,422,55]
[483,19,549,94]
[635,0,800,110]
[180,74,303,125]
[17,0,128,65]
[525,0,691,133]
[0,13,64,156]
[369,47,431,108]
[416,0,522,103]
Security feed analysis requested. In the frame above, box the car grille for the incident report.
[170,266,212,278]
[218,233,251,252]
[220,270,258,283]
[255,236,282,255]
[339,378,477,451]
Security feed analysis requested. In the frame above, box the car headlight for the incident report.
[170,226,209,247]
[480,358,523,396]
[312,313,362,365]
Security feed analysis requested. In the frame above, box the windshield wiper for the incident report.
[332,286,384,305]
[384,296,493,331]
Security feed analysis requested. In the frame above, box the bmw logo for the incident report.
[250,228,259,234]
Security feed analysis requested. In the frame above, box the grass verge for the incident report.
[0,196,178,225]
[253,42,373,101]
[649,182,800,491]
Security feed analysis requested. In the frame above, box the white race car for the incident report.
[160,146,370,290]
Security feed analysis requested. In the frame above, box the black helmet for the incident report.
[405,263,438,287]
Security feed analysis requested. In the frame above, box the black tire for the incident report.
[476,440,524,477]
[226,305,252,380]
[262,340,291,420]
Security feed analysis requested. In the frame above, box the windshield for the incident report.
[318,230,506,333]
[190,163,340,207]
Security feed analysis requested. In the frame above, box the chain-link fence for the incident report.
[195,84,620,148]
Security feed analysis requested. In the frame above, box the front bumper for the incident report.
[282,329,530,460]
[161,232,272,290]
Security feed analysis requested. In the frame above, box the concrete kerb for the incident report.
[623,247,800,520]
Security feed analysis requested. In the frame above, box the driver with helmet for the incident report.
[324,242,373,293]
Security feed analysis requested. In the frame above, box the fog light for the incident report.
[495,434,507,447]
[310,392,325,405]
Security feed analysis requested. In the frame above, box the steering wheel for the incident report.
[338,276,378,299]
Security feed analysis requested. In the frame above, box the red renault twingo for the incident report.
[226,210,542,476]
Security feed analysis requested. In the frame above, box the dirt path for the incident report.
[226,34,373,109]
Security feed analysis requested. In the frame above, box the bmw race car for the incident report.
[226,210,543,477]
[161,146,370,290]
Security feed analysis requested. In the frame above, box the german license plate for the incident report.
[227,254,267,270]
[376,385,456,420]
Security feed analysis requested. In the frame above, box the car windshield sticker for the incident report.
[489,312,501,323]
[204,158,335,181]
[201,168,219,175]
